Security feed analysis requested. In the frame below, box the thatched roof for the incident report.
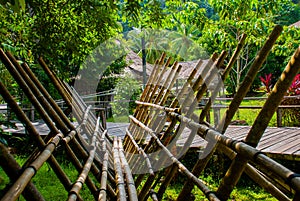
[124,51,153,81]
[124,51,220,91]
[290,20,300,28]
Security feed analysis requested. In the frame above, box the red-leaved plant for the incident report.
[288,74,300,95]
[259,73,272,93]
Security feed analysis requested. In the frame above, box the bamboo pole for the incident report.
[217,25,283,133]
[113,137,127,201]
[125,129,154,175]
[118,138,138,201]
[216,45,300,200]
[199,34,247,122]
[218,144,290,201]
[0,143,45,201]
[98,152,109,201]
[0,50,100,198]
[1,133,63,201]
[178,26,282,200]
[68,117,101,201]
[38,57,73,108]
[0,81,74,195]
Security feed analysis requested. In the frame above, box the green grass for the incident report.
[0,155,288,201]
[195,99,278,127]
[0,156,95,200]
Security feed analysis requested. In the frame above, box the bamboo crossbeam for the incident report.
[113,137,127,201]
[216,45,300,200]
[125,129,154,175]
[129,115,220,201]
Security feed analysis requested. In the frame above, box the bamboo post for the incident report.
[216,45,300,200]
[0,49,101,198]
[68,118,101,201]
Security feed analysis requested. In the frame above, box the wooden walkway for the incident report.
[178,125,300,161]
[3,122,300,161]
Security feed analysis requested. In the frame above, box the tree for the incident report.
[199,0,300,94]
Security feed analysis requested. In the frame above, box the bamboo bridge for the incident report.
[0,25,300,201]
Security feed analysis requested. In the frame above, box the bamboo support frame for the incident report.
[0,26,299,201]
[216,45,300,200]
[178,34,247,200]
[0,143,45,201]
[129,115,220,201]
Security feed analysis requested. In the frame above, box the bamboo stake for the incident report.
[0,143,45,201]
[216,45,300,200]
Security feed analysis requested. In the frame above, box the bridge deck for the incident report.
[178,125,300,161]
[2,122,300,161]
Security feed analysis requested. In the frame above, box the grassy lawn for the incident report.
[0,155,282,200]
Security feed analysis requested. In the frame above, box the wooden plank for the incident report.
[257,129,297,149]
[262,133,300,153]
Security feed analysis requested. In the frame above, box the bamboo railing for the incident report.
[0,25,299,201]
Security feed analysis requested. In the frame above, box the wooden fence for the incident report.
[0,25,300,201]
